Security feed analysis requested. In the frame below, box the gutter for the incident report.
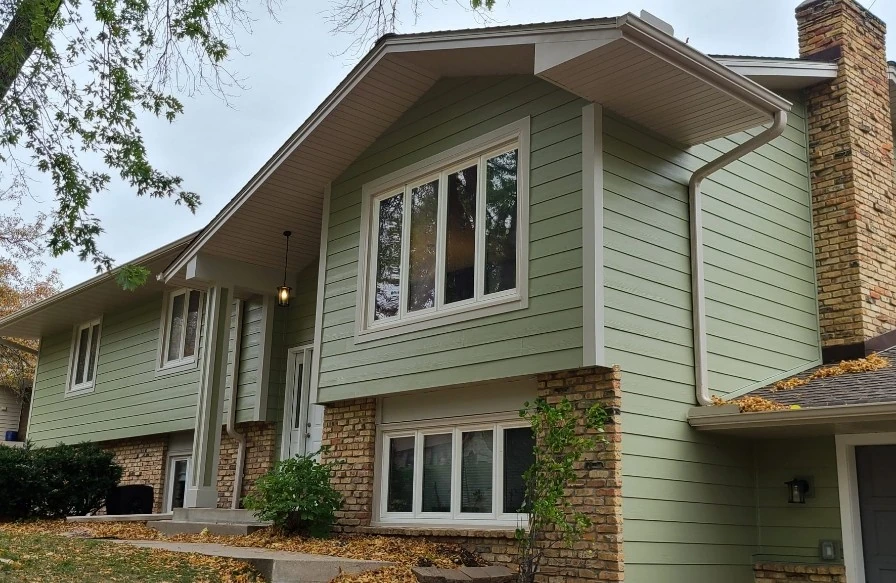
[691,111,789,406]
[225,299,247,510]
[0,338,38,356]
[689,400,896,431]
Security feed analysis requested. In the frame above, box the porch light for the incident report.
[277,230,292,308]
[785,478,810,504]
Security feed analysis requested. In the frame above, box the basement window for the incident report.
[378,420,534,526]
[357,118,530,341]
[67,318,102,395]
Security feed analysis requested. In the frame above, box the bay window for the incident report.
[379,421,535,525]
[359,119,530,338]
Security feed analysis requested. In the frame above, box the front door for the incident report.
[281,346,324,459]
[857,445,896,582]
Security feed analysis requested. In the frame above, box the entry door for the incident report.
[857,445,896,582]
[165,455,191,512]
[281,347,324,459]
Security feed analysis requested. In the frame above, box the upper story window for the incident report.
[357,118,530,340]
[68,318,101,395]
[160,289,203,368]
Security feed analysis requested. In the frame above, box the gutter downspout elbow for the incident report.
[225,299,247,509]
[690,110,788,407]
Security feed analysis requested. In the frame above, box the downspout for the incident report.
[226,299,247,509]
[691,110,788,406]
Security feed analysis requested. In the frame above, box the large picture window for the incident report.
[359,119,529,338]
[160,289,203,368]
[67,318,102,394]
[379,421,534,525]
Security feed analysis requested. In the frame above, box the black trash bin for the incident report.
[106,485,154,515]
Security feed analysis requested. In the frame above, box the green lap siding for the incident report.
[317,76,587,403]
[226,296,265,423]
[605,100,821,581]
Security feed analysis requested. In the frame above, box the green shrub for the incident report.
[244,454,343,537]
[0,442,122,520]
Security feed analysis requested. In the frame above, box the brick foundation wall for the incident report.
[754,563,846,582]
[322,367,623,582]
[216,421,277,508]
[102,434,168,513]
[797,0,896,352]
[321,398,377,529]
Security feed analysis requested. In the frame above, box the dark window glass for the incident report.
[503,427,534,513]
[293,363,304,429]
[375,193,404,320]
[387,436,415,512]
[86,324,100,382]
[408,180,439,312]
[422,433,452,513]
[167,293,186,362]
[461,430,493,513]
[183,290,201,357]
[445,165,477,304]
[171,459,188,510]
[75,327,89,385]
[485,150,518,294]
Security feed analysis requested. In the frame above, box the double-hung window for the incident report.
[68,318,101,394]
[379,420,535,526]
[160,289,202,368]
[359,119,529,338]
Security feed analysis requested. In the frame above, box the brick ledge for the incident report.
[754,562,845,574]
[358,525,518,539]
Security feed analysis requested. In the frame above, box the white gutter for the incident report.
[0,338,38,356]
[691,110,789,406]
[689,400,896,431]
[225,299,247,510]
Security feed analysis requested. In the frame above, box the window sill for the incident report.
[356,293,526,344]
[64,387,95,399]
[361,524,518,539]
[155,359,199,377]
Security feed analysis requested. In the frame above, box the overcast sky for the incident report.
[21,0,894,287]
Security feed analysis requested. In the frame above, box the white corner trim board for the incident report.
[581,103,605,367]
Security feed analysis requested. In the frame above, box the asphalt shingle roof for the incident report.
[746,346,896,408]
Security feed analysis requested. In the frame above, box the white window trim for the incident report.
[65,317,102,396]
[356,117,531,343]
[375,414,531,528]
[156,288,204,375]
[835,432,896,583]
[163,453,192,513]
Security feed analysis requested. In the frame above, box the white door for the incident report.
[281,347,324,459]
[165,455,191,512]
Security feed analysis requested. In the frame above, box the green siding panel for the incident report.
[317,76,587,402]
[608,99,821,582]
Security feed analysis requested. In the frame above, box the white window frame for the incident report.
[376,416,532,527]
[157,288,204,373]
[163,453,192,513]
[65,317,102,396]
[356,118,531,343]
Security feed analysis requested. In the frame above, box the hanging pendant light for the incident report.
[277,231,292,307]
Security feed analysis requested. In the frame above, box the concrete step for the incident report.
[171,508,266,524]
[148,520,269,536]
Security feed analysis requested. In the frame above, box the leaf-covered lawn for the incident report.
[0,531,260,583]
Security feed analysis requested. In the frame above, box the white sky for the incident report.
[20,0,894,287]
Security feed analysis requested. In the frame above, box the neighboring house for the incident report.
[2,0,896,581]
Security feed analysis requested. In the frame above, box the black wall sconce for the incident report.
[785,478,811,504]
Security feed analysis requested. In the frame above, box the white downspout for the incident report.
[691,110,788,406]
[225,299,247,509]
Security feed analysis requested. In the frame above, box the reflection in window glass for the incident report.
[183,290,201,357]
[503,427,534,513]
[387,436,415,512]
[375,193,404,320]
[408,180,439,313]
[445,166,477,304]
[485,150,518,295]
[167,293,186,362]
[461,430,493,513]
[86,324,100,382]
[422,434,452,513]
[293,363,304,429]
[171,459,189,510]
[75,327,90,385]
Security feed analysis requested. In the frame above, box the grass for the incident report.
[0,530,260,583]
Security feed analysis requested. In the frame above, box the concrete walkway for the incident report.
[112,539,391,582]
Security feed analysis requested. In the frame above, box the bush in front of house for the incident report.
[0,442,122,520]
[244,453,343,537]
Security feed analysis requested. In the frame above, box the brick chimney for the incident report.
[797,0,896,360]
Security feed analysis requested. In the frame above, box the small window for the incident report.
[68,318,102,394]
[359,119,529,339]
[161,289,203,367]
[379,421,534,525]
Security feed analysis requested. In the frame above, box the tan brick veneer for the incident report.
[216,421,277,508]
[102,434,169,513]
[754,563,846,582]
[798,0,896,349]
[321,366,623,582]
